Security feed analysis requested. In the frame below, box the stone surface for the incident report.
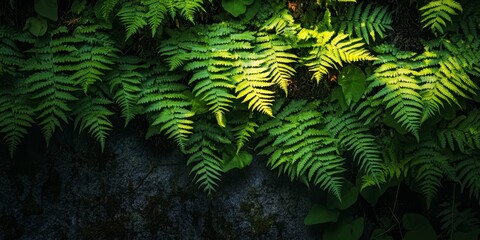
[0,125,315,239]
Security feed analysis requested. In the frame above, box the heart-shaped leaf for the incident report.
[23,17,48,37]
[402,213,437,240]
[34,0,58,21]
[338,65,366,106]
[304,204,340,225]
[221,0,255,17]
[222,150,253,172]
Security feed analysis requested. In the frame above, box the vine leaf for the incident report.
[221,0,254,17]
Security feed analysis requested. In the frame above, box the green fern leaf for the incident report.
[437,111,480,152]
[420,0,463,35]
[455,152,480,201]
[299,29,376,82]
[185,120,231,195]
[366,45,423,139]
[0,86,35,157]
[117,2,148,39]
[71,21,119,92]
[138,64,194,150]
[326,111,385,188]
[107,56,147,126]
[73,96,114,151]
[255,33,297,95]
[408,137,456,207]
[22,26,79,143]
[334,3,393,44]
[420,37,480,121]
[257,100,345,199]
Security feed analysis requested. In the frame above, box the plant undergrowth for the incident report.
[1,0,480,238]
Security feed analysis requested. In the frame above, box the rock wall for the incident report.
[0,126,316,239]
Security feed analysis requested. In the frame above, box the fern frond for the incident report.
[185,120,231,195]
[366,45,423,139]
[334,3,393,44]
[420,37,480,121]
[138,64,194,151]
[257,100,345,199]
[255,33,297,95]
[22,26,79,143]
[117,2,148,39]
[420,0,463,35]
[107,56,147,126]
[96,0,122,19]
[437,111,480,152]
[325,110,385,188]
[457,0,480,36]
[438,201,480,237]
[160,23,267,126]
[73,96,114,151]
[71,22,119,92]
[261,9,297,34]
[454,152,480,201]
[408,137,456,207]
[299,29,376,82]
[229,112,258,154]
[0,85,35,157]
[142,0,167,36]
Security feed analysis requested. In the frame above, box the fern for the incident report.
[366,45,423,139]
[117,2,148,39]
[138,64,194,151]
[229,111,258,154]
[457,0,480,36]
[107,56,147,126]
[22,26,79,143]
[257,99,345,199]
[325,110,385,189]
[407,137,456,207]
[0,28,34,156]
[143,0,167,36]
[96,0,122,19]
[185,120,231,195]
[334,3,393,44]
[419,37,480,121]
[73,96,114,151]
[454,152,480,201]
[420,0,463,35]
[70,20,119,92]
[255,33,297,95]
[437,111,480,152]
[438,201,480,238]
[160,22,296,125]
[115,0,207,38]
[298,29,376,82]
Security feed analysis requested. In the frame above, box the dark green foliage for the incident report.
[185,120,230,195]
[2,1,480,232]
[325,111,385,189]
[73,96,114,151]
[257,100,345,199]
[333,3,392,44]
[138,64,194,151]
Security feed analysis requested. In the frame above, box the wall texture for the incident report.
[0,126,315,239]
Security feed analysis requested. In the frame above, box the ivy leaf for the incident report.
[326,180,358,210]
[221,0,254,17]
[222,150,253,172]
[338,65,366,106]
[402,213,437,240]
[23,17,48,37]
[34,0,58,21]
[323,217,364,240]
[304,204,340,225]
